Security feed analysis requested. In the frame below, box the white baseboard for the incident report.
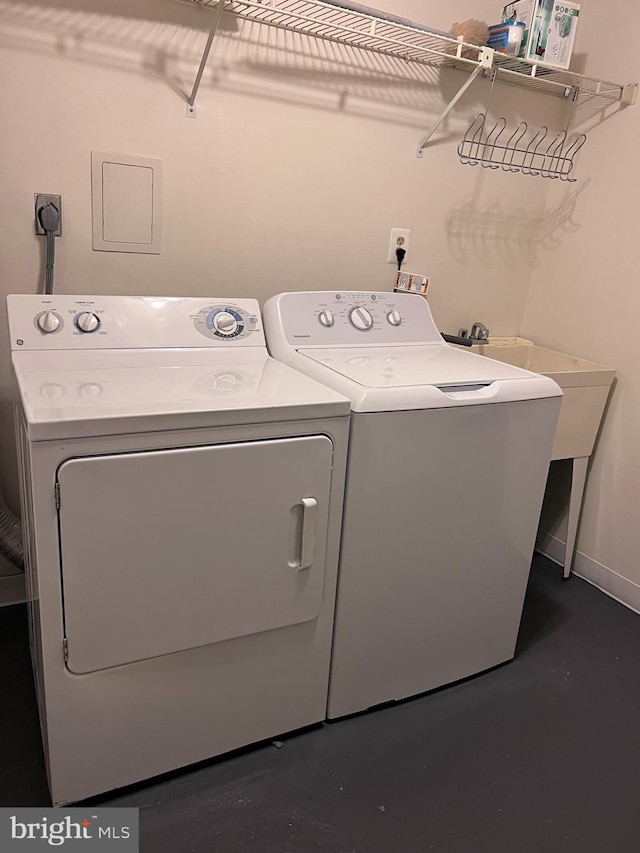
[0,571,25,607]
[535,530,565,567]
[536,530,640,616]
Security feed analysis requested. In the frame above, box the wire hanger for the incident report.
[457,69,587,181]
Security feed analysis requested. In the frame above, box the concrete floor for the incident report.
[2,555,640,852]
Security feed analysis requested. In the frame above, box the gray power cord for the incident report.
[38,202,60,295]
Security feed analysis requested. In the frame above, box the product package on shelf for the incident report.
[487,22,525,55]
[501,0,580,69]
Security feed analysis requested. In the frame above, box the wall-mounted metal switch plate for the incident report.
[35,194,62,236]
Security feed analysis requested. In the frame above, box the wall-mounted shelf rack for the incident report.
[183,0,637,150]
[458,113,587,181]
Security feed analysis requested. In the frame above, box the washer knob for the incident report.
[36,311,60,334]
[318,310,334,328]
[213,311,238,336]
[76,312,100,333]
[349,306,373,331]
[387,310,402,327]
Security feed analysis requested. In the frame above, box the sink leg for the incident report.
[562,456,589,579]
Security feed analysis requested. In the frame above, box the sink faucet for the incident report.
[469,322,490,342]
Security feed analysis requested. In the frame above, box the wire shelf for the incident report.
[184,0,633,104]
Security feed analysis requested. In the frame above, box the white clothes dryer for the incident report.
[8,294,350,805]
[263,291,562,719]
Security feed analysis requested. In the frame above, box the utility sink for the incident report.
[469,337,615,461]
[457,336,615,577]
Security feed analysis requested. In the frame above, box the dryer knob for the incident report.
[36,311,61,334]
[318,310,334,328]
[387,310,402,327]
[213,311,238,336]
[349,306,373,331]
[76,312,100,333]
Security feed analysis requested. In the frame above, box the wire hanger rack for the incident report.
[458,113,586,180]
[455,68,586,181]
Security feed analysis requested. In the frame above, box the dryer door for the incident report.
[57,435,334,673]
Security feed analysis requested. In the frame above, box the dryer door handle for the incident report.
[298,497,318,571]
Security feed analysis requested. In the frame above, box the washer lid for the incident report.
[295,344,562,412]
[12,349,350,440]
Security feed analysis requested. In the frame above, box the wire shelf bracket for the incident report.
[187,0,228,112]
[621,82,639,105]
[416,46,493,158]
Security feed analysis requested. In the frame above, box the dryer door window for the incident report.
[57,435,333,674]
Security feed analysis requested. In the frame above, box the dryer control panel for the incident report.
[7,295,264,351]
[264,291,443,355]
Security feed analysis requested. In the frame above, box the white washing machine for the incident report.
[7,294,350,805]
[263,291,562,719]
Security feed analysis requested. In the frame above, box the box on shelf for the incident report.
[501,0,580,70]
[487,22,525,56]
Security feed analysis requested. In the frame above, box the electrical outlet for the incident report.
[387,227,410,264]
[35,194,62,236]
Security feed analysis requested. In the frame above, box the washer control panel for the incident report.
[267,291,443,349]
[8,296,264,351]
[192,303,259,342]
